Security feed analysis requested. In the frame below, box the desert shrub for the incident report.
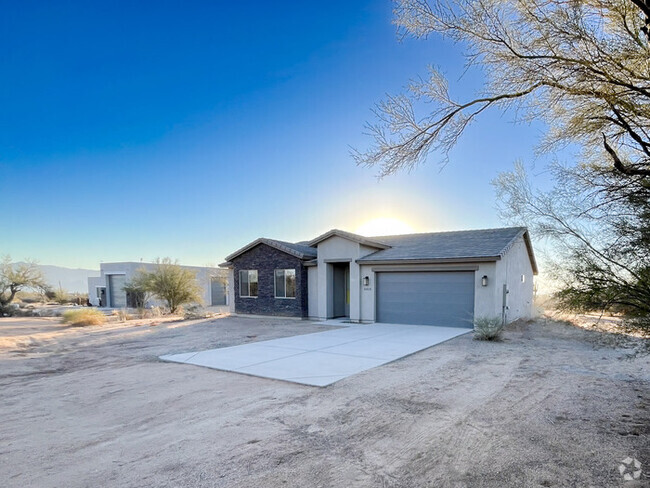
[62,308,106,326]
[149,306,163,318]
[623,317,650,336]
[473,316,505,341]
[15,291,44,304]
[183,304,208,320]
[53,287,70,305]
[115,309,132,322]
[123,281,150,308]
[130,259,203,313]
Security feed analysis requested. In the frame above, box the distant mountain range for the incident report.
[14,263,99,293]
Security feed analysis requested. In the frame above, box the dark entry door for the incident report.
[332,263,349,318]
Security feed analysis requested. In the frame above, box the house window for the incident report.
[274,269,296,298]
[239,270,258,297]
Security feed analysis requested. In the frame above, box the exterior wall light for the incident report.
[363,276,370,286]
[481,275,488,287]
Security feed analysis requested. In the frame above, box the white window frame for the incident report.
[239,270,258,298]
[274,269,296,299]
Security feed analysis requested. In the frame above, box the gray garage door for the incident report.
[376,271,474,327]
[108,274,127,308]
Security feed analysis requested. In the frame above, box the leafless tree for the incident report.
[494,161,650,316]
[0,256,48,311]
[355,1,650,321]
[354,0,650,179]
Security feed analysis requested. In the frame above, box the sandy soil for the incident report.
[0,315,648,487]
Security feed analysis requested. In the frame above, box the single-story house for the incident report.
[220,227,537,327]
[87,262,229,309]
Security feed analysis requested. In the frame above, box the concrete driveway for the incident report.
[160,323,471,386]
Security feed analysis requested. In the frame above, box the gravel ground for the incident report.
[0,315,648,488]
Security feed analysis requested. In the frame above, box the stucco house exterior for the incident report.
[220,227,537,327]
[87,262,229,309]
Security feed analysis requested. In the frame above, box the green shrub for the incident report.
[473,316,505,341]
[61,308,106,326]
[129,259,203,313]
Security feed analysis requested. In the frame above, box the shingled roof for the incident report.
[357,227,537,274]
[223,237,317,263]
[221,227,537,274]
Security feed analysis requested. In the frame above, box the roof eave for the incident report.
[224,238,314,262]
[308,229,390,249]
[356,256,501,265]
[498,228,538,275]
[522,230,539,275]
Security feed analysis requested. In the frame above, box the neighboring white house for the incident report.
[221,227,537,327]
[87,262,229,309]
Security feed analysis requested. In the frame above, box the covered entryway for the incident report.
[376,271,474,327]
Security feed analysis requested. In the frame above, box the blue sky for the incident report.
[1,1,545,269]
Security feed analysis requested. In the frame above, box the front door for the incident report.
[332,263,350,318]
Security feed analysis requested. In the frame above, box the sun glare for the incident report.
[355,218,415,237]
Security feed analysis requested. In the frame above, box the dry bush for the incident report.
[61,309,106,326]
[149,306,163,318]
[114,309,132,322]
[183,304,208,320]
[473,316,505,341]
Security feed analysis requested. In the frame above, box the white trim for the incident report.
[308,229,390,249]
[95,286,106,299]
[370,264,480,272]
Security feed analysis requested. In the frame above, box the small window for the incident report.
[274,269,296,298]
[239,270,258,297]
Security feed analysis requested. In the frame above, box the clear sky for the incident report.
[1,1,545,270]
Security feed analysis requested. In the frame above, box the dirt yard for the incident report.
[0,315,648,487]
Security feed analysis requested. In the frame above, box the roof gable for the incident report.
[308,229,390,249]
[224,238,317,263]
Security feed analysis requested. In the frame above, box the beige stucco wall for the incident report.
[307,233,535,325]
[313,236,379,321]
[358,261,498,324]
[307,266,318,318]
[495,236,535,322]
